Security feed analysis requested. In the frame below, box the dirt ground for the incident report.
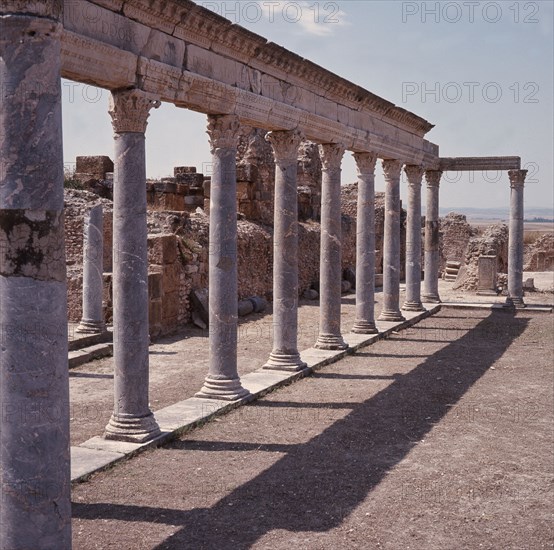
[72,306,553,550]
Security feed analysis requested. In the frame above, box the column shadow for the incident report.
[73,310,528,549]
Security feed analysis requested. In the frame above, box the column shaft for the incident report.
[105,90,161,442]
[352,152,379,333]
[77,204,106,333]
[423,170,442,303]
[0,7,71,548]
[315,144,348,350]
[403,165,425,312]
[506,170,527,308]
[263,131,306,371]
[197,115,249,399]
[378,160,406,322]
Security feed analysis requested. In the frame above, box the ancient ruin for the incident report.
[0,1,535,548]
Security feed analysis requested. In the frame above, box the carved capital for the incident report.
[404,165,424,186]
[508,169,527,188]
[109,89,160,134]
[382,159,403,182]
[353,152,378,176]
[207,114,241,153]
[265,130,304,163]
[319,143,346,172]
[425,170,443,188]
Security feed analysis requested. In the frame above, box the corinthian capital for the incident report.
[319,143,346,172]
[109,89,161,134]
[382,159,403,182]
[265,130,304,163]
[207,114,241,153]
[425,170,443,188]
[508,169,527,188]
[404,165,424,186]
[353,152,378,176]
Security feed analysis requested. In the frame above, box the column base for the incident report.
[505,296,526,309]
[351,321,379,334]
[104,412,161,443]
[195,375,250,401]
[402,301,426,312]
[378,310,406,322]
[76,319,107,335]
[422,294,441,304]
[314,333,348,350]
[263,352,307,372]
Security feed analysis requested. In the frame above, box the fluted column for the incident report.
[263,130,307,371]
[315,143,348,350]
[352,152,379,334]
[197,115,249,399]
[104,89,161,442]
[506,169,528,308]
[0,3,71,547]
[77,204,106,334]
[378,160,406,322]
[402,165,425,312]
[422,170,442,303]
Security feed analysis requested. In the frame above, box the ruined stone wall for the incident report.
[524,234,554,271]
[439,212,475,273]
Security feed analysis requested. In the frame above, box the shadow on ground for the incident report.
[73,310,528,549]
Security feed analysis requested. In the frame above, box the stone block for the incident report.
[191,288,209,325]
[477,255,498,295]
[162,291,179,320]
[162,264,180,293]
[75,155,114,179]
[148,234,177,265]
[149,300,162,328]
[186,44,239,87]
[148,271,163,300]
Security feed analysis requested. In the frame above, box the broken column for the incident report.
[263,130,307,371]
[423,170,442,303]
[352,152,379,334]
[506,169,528,308]
[104,89,161,442]
[197,115,249,400]
[402,165,425,312]
[77,204,106,334]
[315,143,348,350]
[0,3,72,547]
[378,160,406,322]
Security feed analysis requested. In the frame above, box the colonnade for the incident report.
[0,5,528,547]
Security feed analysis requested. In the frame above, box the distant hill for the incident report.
[440,206,554,221]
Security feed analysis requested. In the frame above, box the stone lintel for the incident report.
[439,157,521,171]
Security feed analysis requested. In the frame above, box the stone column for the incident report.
[104,90,161,442]
[77,204,106,334]
[263,130,307,371]
[0,4,71,548]
[197,115,249,399]
[352,152,379,334]
[422,170,442,303]
[506,169,528,308]
[402,165,425,312]
[314,143,348,350]
[378,160,406,322]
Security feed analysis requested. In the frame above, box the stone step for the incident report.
[69,343,113,369]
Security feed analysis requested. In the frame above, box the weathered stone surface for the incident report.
[423,170,442,303]
[524,234,554,272]
[76,156,114,179]
[477,255,498,295]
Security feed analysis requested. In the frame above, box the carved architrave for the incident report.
[382,159,403,183]
[206,114,241,153]
[508,169,527,188]
[425,169,443,188]
[353,152,378,177]
[404,164,424,186]
[319,143,346,172]
[266,130,304,164]
[109,89,161,134]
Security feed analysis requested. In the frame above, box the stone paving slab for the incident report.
[69,343,113,369]
[441,302,553,313]
[71,447,125,482]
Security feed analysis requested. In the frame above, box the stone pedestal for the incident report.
[315,143,348,350]
[263,130,307,371]
[378,160,406,322]
[197,115,250,399]
[352,152,379,334]
[402,165,425,312]
[505,169,528,308]
[105,90,161,443]
[77,204,107,334]
[477,255,498,296]
[423,170,442,303]
[0,6,72,548]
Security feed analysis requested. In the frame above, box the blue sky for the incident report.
[62,0,554,211]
